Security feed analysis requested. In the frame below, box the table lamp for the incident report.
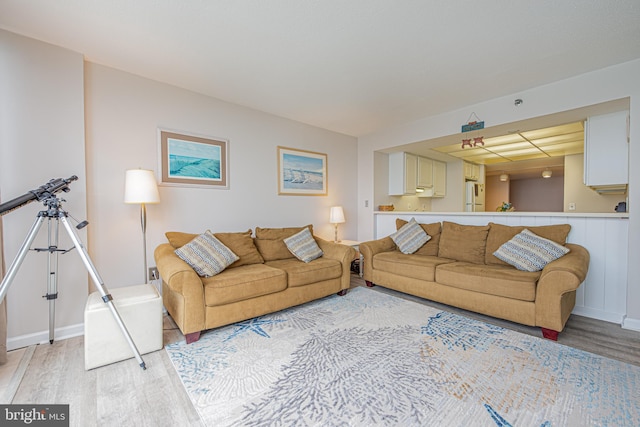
[329,206,345,243]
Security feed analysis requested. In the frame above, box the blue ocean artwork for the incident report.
[168,138,221,180]
[282,153,324,190]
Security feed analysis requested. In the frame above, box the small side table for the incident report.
[339,240,363,277]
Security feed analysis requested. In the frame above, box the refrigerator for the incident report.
[465,182,485,212]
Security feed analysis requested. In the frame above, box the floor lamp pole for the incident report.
[140,202,148,283]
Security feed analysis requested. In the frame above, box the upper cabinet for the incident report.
[464,161,480,181]
[417,156,434,188]
[389,152,446,197]
[432,160,447,197]
[389,152,417,195]
[584,111,629,194]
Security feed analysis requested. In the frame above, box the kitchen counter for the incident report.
[374,211,629,218]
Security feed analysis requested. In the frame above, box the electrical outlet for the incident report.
[569,202,576,211]
[148,267,159,281]
[365,200,369,207]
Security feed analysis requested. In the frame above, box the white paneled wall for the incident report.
[374,212,629,324]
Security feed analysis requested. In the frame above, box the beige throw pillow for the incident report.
[395,219,441,256]
[174,231,239,277]
[485,223,571,266]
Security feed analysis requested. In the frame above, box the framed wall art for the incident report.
[277,146,327,196]
[158,129,229,189]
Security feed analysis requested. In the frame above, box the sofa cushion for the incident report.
[390,218,431,254]
[254,225,314,261]
[493,229,570,272]
[265,257,342,287]
[284,227,323,262]
[438,221,490,264]
[166,230,264,268]
[435,262,540,301]
[485,223,571,266]
[174,231,239,277]
[396,219,441,256]
[373,252,455,282]
[203,264,287,307]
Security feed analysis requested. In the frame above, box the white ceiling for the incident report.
[1,1,640,137]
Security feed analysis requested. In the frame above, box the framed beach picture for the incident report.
[277,146,327,196]
[158,129,229,189]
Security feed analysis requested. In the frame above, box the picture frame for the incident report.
[277,146,327,196]
[158,129,229,189]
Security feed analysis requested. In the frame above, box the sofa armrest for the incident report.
[316,237,357,290]
[535,243,590,330]
[154,243,206,333]
[359,237,396,280]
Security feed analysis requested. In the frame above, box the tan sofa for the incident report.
[154,226,356,343]
[360,220,590,340]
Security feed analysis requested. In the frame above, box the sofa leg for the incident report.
[185,331,201,344]
[541,328,559,341]
[337,289,348,296]
[365,280,375,288]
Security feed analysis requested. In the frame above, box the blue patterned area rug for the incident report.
[165,286,640,426]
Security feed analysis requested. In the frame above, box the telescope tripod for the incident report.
[0,196,146,369]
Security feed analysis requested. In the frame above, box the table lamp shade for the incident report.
[329,206,345,224]
[124,169,160,204]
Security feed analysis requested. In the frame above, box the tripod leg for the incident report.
[59,215,147,370]
[46,218,60,344]
[0,216,46,304]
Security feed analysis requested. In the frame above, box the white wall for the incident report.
[358,58,640,328]
[0,30,88,348]
[84,63,358,289]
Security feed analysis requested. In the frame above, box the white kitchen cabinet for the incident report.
[432,160,446,197]
[417,156,433,188]
[464,161,480,181]
[389,152,417,195]
[584,111,629,192]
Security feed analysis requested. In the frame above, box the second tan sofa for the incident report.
[360,220,590,340]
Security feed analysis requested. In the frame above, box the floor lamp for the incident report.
[124,169,160,283]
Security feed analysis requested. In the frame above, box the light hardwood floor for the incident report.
[2,275,639,426]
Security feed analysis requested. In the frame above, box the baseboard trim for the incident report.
[7,323,84,351]
[622,316,640,332]
[571,306,624,324]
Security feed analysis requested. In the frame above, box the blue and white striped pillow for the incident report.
[284,227,323,263]
[493,228,570,272]
[390,218,431,254]
[175,230,239,277]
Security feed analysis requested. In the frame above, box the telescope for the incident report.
[0,174,147,369]
[0,175,78,217]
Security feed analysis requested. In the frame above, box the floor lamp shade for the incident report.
[124,169,160,283]
[124,169,160,204]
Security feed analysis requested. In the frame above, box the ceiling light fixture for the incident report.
[542,170,552,178]
[499,173,509,182]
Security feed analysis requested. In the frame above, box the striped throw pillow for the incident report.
[493,228,570,272]
[175,230,239,277]
[284,227,323,263]
[390,218,431,254]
